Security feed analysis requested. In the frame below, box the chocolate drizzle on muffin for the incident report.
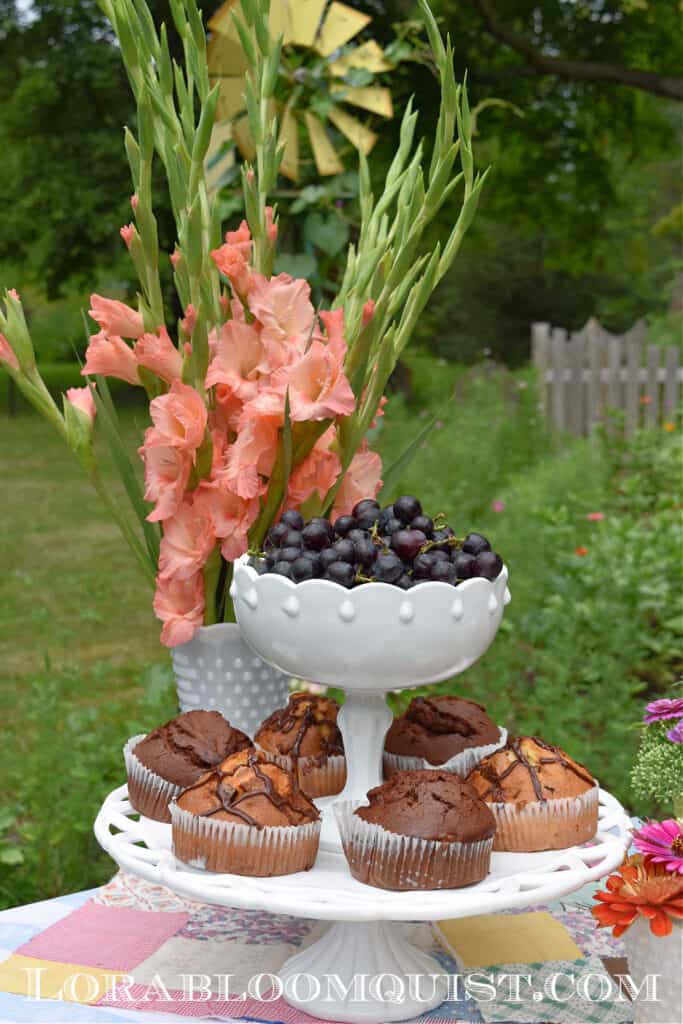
[256,693,343,760]
[176,749,320,829]
[467,736,595,806]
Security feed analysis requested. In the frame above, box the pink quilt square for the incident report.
[17,901,188,970]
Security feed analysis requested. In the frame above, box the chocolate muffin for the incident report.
[466,736,599,851]
[384,696,505,777]
[171,749,321,875]
[336,770,495,890]
[256,693,346,797]
[124,710,252,823]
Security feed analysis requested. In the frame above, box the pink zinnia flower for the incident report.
[248,273,314,368]
[148,380,207,455]
[287,427,341,507]
[135,326,183,384]
[158,498,215,581]
[65,386,96,423]
[89,295,144,339]
[633,820,683,875]
[82,331,140,386]
[667,721,683,744]
[139,428,192,523]
[643,698,683,724]
[194,481,259,562]
[0,332,19,371]
[153,571,205,647]
[491,499,505,513]
[205,320,267,399]
[586,512,605,521]
[274,338,355,421]
[332,444,383,518]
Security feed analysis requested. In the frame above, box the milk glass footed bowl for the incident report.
[232,555,510,850]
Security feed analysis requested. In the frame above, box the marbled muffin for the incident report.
[256,693,346,797]
[125,710,252,823]
[336,769,495,890]
[384,696,505,777]
[466,736,599,851]
[171,749,321,875]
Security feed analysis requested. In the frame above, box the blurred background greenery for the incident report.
[0,0,681,907]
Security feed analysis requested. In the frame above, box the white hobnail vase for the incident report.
[623,917,682,1023]
[170,622,290,735]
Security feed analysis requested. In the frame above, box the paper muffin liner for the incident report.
[124,735,183,824]
[487,783,600,852]
[383,726,508,780]
[255,744,346,799]
[170,801,321,876]
[334,800,493,891]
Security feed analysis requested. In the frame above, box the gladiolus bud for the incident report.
[63,387,96,469]
[131,194,139,210]
[120,224,135,248]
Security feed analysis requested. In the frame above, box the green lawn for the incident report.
[1,353,681,908]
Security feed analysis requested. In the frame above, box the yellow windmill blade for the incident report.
[206,1,396,183]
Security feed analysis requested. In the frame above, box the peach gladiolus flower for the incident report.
[592,854,683,938]
[195,481,259,562]
[158,498,215,580]
[139,427,192,522]
[148,380,207,455]
[211,221,253,296]
[223,394,282,499]
[248,273,314,368]
[82,331,140,386]
[89,295,144,339]
[287,427,341,507]
[275,338,355,421]
[65,386,96,422]
[362,299,376,327]
[135,326,183,384]
[120,224,135,248]
[333,444,383,518]
[205,321,267,399]
[0,333,19,371]
[265,205,278,242]
[154,571,205,647]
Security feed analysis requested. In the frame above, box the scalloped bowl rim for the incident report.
[234,554,509,599]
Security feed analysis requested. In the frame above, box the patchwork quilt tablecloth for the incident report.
[0,871,634,1024]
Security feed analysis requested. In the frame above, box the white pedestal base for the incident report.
[279,921,450,1023]
[318,691,393,852]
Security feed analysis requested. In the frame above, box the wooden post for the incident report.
[586,324,604,434]
[551,327,567,432]
[568,333,586,436]
[624,338,641,437]
[663,346,680,422]
[531,322,550,418]
[645,345,660,428]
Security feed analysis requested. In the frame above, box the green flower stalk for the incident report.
[0,0,490,644]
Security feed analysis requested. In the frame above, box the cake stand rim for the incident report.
[94,783,631,923]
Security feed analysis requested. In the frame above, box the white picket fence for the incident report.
[532,318,682,436]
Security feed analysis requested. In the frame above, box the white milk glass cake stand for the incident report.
[94,559,633,1023]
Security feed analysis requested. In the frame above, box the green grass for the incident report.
[1,352,681,908]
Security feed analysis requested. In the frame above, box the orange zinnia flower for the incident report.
[592,854,683,937]
[575,546,589,556]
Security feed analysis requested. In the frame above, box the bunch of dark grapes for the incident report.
[257,496,504,590]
